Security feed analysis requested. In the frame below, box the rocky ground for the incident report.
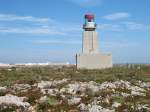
[0,79,150,112]
[0,65,150,112]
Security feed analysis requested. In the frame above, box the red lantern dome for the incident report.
[85,14,94,21]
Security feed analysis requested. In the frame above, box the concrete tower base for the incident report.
[76,53,112,69]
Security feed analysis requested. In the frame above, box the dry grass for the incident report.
[0,65,150,86]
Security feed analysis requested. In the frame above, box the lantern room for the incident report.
[83,14,96,30]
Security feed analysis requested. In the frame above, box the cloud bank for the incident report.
[67,0,102,7]
[0,14,50,23]
[103,12,130,20]
[0,14,81,35]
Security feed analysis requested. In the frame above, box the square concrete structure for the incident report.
[76,14,112,69]
[76,54,112,69]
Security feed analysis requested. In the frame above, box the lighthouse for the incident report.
[83,14,98,54]
[76,14,112,69]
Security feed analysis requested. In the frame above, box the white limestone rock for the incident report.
[60,82,86,95]
[68,96,81,105]
[38,81,54,89]
[0,94,30,109]
[41,88,59,96]
[121,92,130,97]
[60,81,100,95]
[138,81,150,90]
[28,105,36,112]
[0,86,7,93]
[88,105,102,112]
[131,91,145,96]
[129,86,145,96]
[88,104,114,112]
[87,81,100,94]
[112,102,121,108]
[78,103,88,111]
[137,104,150,111]
[38,96,47,104]
[38,78,69,89]
[99,80,131,90]
[12,84,31,93]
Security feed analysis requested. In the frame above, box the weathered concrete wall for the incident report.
[82,31,98,54]
[76,53,112,69]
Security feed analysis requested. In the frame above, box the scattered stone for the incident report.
[41,88,59,96]
[88,104,114,112]
[68,96,81,105]
[28,105,36,112]
[131,91,145,96]
[68,109,79,112]
[38,96,47,104]
[112,102,121,108]
[38,78,69,89]
[12,83,31,93]
[78,103,88,111]
[38,95,59,106]
[137,104,150,111]
[0,86,7,93]
[0,79,149,111]
[0,94,30,110]
[60,81,99,95]
[138,81,150,90]
[121,92,130,97]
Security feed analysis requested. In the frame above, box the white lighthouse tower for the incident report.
[82,14,98,54]
[76,14,112,69]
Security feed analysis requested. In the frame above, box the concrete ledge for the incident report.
[76,53,112,69]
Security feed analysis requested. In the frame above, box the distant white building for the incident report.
[76,14,112,69]
[0,63,11,67]
[15,62,70,66]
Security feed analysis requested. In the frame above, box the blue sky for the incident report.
[0,0,150,64]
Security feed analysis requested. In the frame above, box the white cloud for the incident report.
[67,0,102,7]
[0,25,80,35]
[0,14,51,23]
[123,21,150,30]
[98,23,124,32]
[98,22,150,31]
[103,12,130,20]
[0,27,65,35]
[0,24,81,35]
[101,40,139,49]
[0,14,149,36]
[33,40,81,44]
[0,14,81,35]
